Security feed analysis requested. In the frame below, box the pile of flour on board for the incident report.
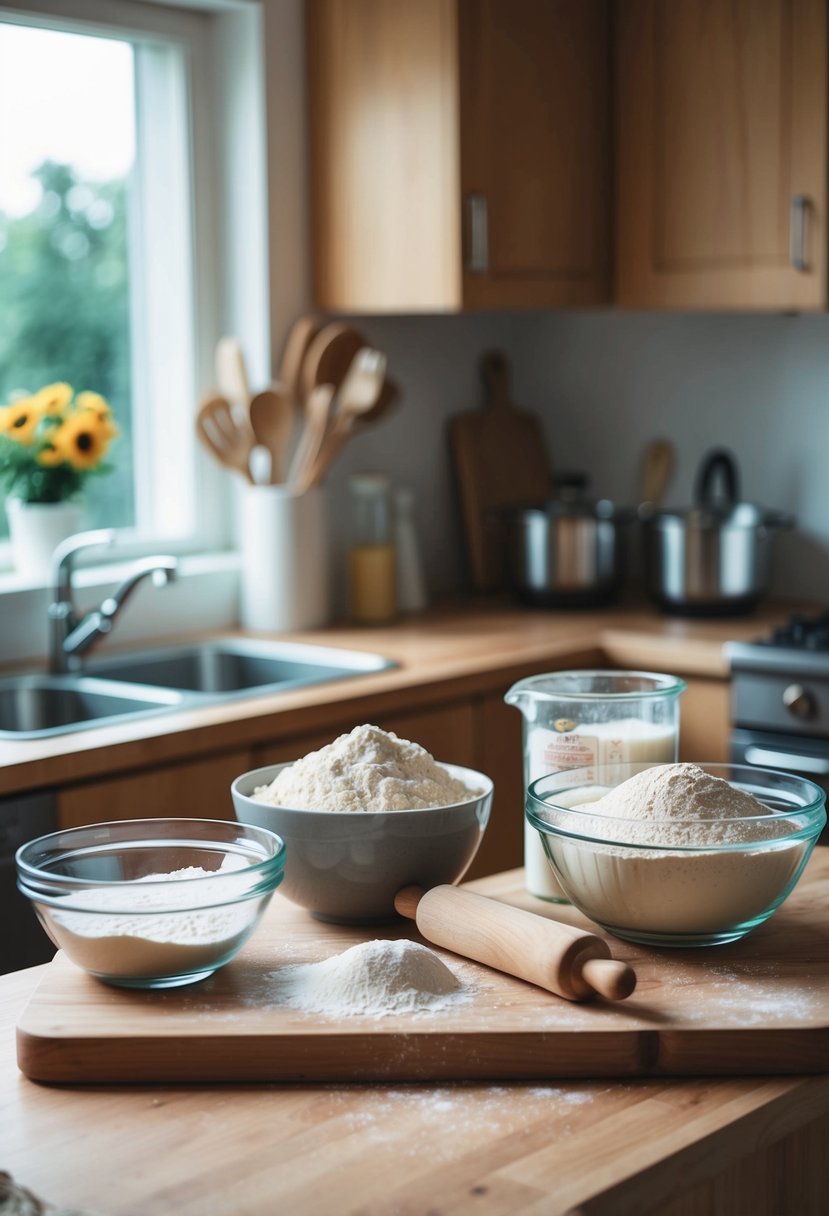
[253,724,482,812]
[580,762,791,846]
[51,857,254,977]
[275,938,469,1018]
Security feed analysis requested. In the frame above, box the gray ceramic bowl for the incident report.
[231,760,493,923]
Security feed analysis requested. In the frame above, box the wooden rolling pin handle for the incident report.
[394,885,636,1003]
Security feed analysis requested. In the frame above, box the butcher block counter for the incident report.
[3,858,829,1216]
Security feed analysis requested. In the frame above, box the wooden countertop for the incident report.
[0,599,807,797]
[3,862,829,1216]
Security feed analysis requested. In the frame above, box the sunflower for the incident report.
[52,410,113,471]
[33,382,73,414]
[76,390,119,439]
[36,437,65,467]
[1,396,46,445]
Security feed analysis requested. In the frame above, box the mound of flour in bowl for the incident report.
[584,762,790,845]
[276,939,468,1017]
[253,724,481,812]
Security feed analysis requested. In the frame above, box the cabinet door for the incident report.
[616,0,828,310]
[307,0,462,312]
[57,750,254,830]
[459,0,611,309]
[307,0,611,313]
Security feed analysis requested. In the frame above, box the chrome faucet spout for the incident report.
[47,534,178,673]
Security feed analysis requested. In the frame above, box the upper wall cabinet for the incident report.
[307,0,611,313]
[615,0,828,310]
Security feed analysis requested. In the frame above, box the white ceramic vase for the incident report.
[6,499,85,581]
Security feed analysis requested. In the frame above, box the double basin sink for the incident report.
[0,638,397,739]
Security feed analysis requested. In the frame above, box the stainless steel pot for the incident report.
[642,449,793,617]
[507,477,632,608]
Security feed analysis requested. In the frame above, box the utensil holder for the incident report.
[237,485,330,632]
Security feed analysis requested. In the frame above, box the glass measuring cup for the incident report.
[505,670,686,901]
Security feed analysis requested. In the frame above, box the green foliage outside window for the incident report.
[0,160,134,534]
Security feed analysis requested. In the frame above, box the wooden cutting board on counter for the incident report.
[449,350,553,592]
[17,855,829,1084]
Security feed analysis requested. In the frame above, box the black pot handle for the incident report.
[694,448,740,507]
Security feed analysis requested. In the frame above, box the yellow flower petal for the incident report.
[34,382,73,413]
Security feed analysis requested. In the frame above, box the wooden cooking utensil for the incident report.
[449,350,553,592]
[288,383,336,492]
[278,315,321,406]
[195,394,254,483]
[395,884,636,1003]
[299,351,389,490]
[641,438,676,507]
[299,321,368,402]
[215,336,254,436]
[249,387,296,484]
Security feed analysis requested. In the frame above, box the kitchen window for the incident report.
[0,0,262,572]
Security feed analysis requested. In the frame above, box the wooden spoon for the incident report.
[641,439,676,508]
[278,315,321,407]
[195,395,254,483]
[299,321,368,403]
[249,387,296,484]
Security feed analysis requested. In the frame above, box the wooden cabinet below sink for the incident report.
[56,750,254,830]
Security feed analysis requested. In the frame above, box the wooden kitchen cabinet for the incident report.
[306,0,611,312]
[56,749,254,830]
[615,0,828,310]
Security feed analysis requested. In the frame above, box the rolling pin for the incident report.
[394,885,636,1003]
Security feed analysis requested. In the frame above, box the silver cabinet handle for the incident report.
[464,193,489,274]
[790,195,811,272]
[744,745,829,776]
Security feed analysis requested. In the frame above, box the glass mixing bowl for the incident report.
[16,817,286,988]
[526,762,826,947]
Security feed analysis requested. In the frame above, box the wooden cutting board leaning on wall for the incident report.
[449,351,553,591]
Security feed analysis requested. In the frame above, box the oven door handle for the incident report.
[744,745,829,776]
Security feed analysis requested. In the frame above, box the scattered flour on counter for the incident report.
[252,724,482,812]
[274,939,470,1018]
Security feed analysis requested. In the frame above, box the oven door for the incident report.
[731,727,829,840]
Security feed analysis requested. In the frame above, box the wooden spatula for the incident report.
[449,350,553,591]
[195,395,254,483]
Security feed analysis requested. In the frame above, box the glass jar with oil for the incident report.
[348,473,397,624]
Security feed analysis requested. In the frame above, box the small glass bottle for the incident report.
[348,474,397,624]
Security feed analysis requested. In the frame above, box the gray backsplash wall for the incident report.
[324,310,829,610]
[512,311,829,604]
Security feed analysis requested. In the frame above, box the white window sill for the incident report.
[0,550,242,668]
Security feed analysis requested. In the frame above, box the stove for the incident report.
[726,613,829,791]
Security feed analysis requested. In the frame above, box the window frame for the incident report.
[0,0,268,567]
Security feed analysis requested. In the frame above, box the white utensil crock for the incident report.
[237,484,330,632]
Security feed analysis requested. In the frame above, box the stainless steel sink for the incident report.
[84,637,396,696]
[0,675,187,740]
[0,638,397,739]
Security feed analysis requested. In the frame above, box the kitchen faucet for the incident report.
[48,529,178,674]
